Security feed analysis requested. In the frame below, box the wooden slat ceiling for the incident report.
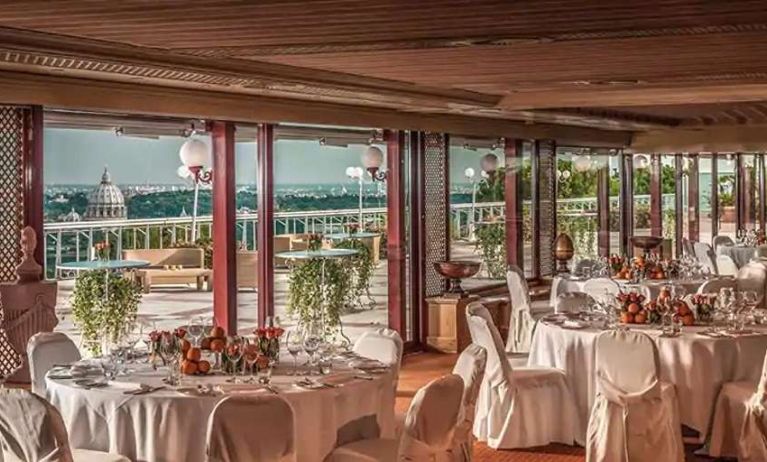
[1,0,767,141]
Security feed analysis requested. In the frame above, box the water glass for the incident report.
[101,357,117,381]
[187,317,204,347]
[256,356,274,385]
[226,336,243,383]
[286,330,303,376]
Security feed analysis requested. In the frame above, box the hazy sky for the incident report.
[44,128,493,185]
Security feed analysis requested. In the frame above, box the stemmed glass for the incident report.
[187,315,204,347]
[286,329,303,376]
[302,322,322,375]
[225,336,243,383]
[159,334,180,386]
[244,339,260,383]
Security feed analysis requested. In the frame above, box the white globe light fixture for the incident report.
[179,138,210,171]
[480,153,499,173]
[633,154,650,170]
[573,155,592,172]
[464,167,476,180]
[361,145,387,181]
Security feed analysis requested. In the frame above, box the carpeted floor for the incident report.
[398,352,715,462]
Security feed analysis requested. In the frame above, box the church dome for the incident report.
[84,167,127,220]
[58,207,82,222]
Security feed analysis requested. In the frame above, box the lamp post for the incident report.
[465,167,478,240]
[346,166,365,227]
[362,145,387,182]
[178,138,212,242]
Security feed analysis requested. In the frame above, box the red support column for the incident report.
[688,154,700,241]
[650,153,662,237]
[504,138,523,268]
[386,130,407,335]
[211,121,237,334]
[22,105,44,265]
[597,164,610,257]
[257,124,275,328]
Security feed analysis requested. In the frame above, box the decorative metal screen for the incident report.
[0,107,24,283]
[423,132,448,297]
[538,140,557,276]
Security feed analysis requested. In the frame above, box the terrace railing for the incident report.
[43,193,676,279]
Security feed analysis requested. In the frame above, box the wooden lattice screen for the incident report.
[537,139,557,277]
[0,107,24,283]
[423,132,449,297]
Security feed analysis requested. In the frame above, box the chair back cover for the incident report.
[737,262,767,307]
[716,255,739,277]
[450,344,487,461]
[505,266,535,353]
[27,332,81,396]
[574,259,598,274]
[207,394,295,462]
[694,242,718,275]
[588,330,682,461]
[353,328,403,377]
[582,278,620,300]
[466,303,513,390]
[713,235,735,250]
[739,350,767,461]
[556,279,583,297]
[0,388,74,462]
[682,238,695,258]
[697,277,736,295]
[555,292,595,314]
[756,245,767,260]
[399,374,464,461]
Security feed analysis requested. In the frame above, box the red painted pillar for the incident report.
[22,105,44,265]
[504,138,524,268]
[688,154,700,241]
[211,121,237,334]
[650,153,662,237]
[386,130,407,335]
[257,124,275,328]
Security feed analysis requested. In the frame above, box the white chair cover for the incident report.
[694,242,718,275]
[353,328,403,383]
[504,266,536,353]
[581,278,620,300]
[556,279,583,297]
[716,255,739,277]
[585,330,684,462]
[713,235,735,251]
[28,332,81,396]
[696,277,736,295]
[556,292,595,314]
[0,388,129,462]
[466,302,578,449]
[574,259,598,274]
[207,394,296,462]
[737,262,767,307]
[325,374,464,462]
[738,351,767,461]
[447,344,487,462]
[682,238,695,258]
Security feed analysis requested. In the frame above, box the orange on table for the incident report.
[180,360,197,375]
[200,337,212,350]
[181,339,191,354]
[210,338,225,353]
[186,347,202,362]
[210,326,225,339]
[197,360,211,374]
[634,311,647,324]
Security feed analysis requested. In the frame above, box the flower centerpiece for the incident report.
[307,233,323,252]
[616,290,647,324]
[608,254,627,277]
[344,222,360,236]
[689,294,714,324]
[643,299,664,324]
[254,326,285,361]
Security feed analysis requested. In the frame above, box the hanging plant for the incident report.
[286,258,352,337]
[475,222,506,279]
[334,238,375,308]
[71,270,142,356]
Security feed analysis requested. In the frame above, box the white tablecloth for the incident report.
[46,359,395,462]
[717,245,757,268]
[528,322,767,440]
[550,276,708,306]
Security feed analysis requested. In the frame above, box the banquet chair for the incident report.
[353,328,403,382]
[585,330,684,462]
[574,258,598,275]
[325,374,464,462]
[0,388,130,462]
[466,302,578,449]
[697,277,736,295]
[694,242,718,275]
[682,238,696,258]
[708,350,767,460]
[447,344,487,462]
[737,262,767,307]
[27,331,81,396]
[555,279,583,298]
[505,265,549,353]
[581,278,620,301]
[713,235,735,251]
[207,394,295,462]
[556,292,595,314]
[716,255,739,276]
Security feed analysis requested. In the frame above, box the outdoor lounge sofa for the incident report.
[122,248,212,293]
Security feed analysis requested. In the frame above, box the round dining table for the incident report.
[550,275,711,306]
[46,355,395,462]
[528,321,767,442]
[717,244,757,268]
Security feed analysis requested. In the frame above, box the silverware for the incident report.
[354,375,374,381]
[126,385,166,395]
[265,385,279,394]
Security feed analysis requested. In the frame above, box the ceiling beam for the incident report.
[631,125,767,152]
[0,70,630,146]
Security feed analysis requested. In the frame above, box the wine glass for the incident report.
[159,334,180,386]
[226,336,243,383]
[302,323,322,375]
[742,290,758,328]
[243,339,260,383]
[256,355,275,385]
[187,316,204,347]
[286,329,303,376]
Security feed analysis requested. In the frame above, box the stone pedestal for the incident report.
[426,294,478,353]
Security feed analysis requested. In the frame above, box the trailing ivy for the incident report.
[334,238,375,308]
[475,222,506,279]
[286,258,351,338]
[71,270,142,356]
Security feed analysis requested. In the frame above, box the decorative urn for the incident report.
[433,261,481,298]
[630,235,664,258]
[554,233,575,273]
